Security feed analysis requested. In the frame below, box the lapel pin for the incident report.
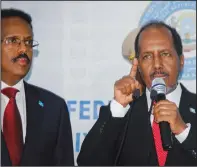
[189,107,195,114]
[38,100,44,107]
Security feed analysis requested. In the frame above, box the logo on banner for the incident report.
[139,1,196,80]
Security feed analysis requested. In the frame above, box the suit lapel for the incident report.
[1,131,12,166]
[20,81,45,164]
[133,93,154,163]
[122,93,154,164]
[179,84,196,120]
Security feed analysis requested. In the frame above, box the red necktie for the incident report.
[152,102,168,166]
[2,87,23,166]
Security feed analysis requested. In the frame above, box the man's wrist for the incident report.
[174,123,188,135]
[110,99,130,117]
[175,123,191,143]
[113,97,129,108]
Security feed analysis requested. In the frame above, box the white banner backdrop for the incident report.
[2,1,196,164]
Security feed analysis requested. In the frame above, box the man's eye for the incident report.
[7,37,18,43]
[25,40,33,46]
[143,54,152,60]
[161,52,170,57]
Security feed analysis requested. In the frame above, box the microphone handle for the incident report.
[159,122,173,150]
[156,94,173,151]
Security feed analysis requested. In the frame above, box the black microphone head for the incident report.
[151,78,166,95]
[150,89,157,101]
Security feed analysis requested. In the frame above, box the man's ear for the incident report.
[137,68,145,84]
[180,54,184,72]
[136,67,146,95]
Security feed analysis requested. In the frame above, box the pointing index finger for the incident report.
[129,58,138,78]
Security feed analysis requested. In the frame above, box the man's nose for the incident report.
[17,41,28,53]
[153,54,163,70]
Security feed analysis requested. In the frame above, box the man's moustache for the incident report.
[12,53,30,64]
[150,71,169,78]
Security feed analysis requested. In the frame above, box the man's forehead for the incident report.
[1,16,32,28]
[1,17,33,37]
[139,26,173,41]
[138,27,173,47]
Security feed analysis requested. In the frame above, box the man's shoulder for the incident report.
[24,81,64,102]
[181,83,196,107]
[181,83,196,97]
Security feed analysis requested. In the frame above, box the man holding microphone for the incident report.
[77,21,196,166]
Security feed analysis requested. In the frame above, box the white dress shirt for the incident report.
[1,80,27,142]
[110,83,191,143]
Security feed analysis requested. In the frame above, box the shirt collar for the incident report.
[1,79,24,93]
[146,82,182,110]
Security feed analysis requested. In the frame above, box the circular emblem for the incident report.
[139,1,196,80]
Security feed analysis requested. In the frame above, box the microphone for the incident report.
[114,89,140,165]
[150,78,173,151]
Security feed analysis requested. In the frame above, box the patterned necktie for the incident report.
[152,101,168,166]
[2,87,23,166]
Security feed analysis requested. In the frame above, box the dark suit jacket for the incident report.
[1,81,74,166]
[77,84,196,166]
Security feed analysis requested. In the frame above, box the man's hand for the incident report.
[114,58,141,107]
[153,100,187,135]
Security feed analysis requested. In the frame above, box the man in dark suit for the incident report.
[1,8,74,166]
[77,21,196,166]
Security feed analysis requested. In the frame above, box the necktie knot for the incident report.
[1,87,19,99]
